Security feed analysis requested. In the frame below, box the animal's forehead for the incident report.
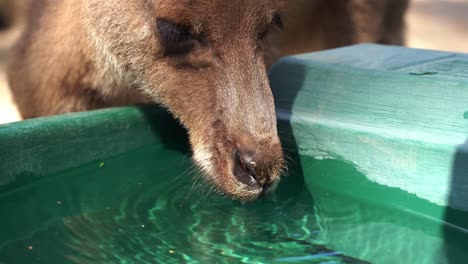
[151,0,281,27]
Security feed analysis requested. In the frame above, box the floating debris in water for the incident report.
[27,246,33,250]
[57,201,62,205]
[169,250,174,254]
[99,162,105,168]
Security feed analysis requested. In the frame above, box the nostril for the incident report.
[233,150,259,187]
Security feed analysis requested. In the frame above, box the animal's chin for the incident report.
[211,171,279,202]
[224,180,264,202]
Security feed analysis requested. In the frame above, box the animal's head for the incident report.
[82,0,286,201]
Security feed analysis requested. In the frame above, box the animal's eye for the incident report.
[257,13,283,41]
[272,13,283,29]
[156,18,195,55]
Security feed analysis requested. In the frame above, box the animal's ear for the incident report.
[156,18,195,55]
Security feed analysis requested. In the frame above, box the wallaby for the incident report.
[7,0,408,201]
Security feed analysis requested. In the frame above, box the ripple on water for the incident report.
[61,177,342,263]
[0,147,367,264]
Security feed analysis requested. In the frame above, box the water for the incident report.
[0,145,466,263]
[0,146,365,264]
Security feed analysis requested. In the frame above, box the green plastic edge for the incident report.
[0,106,189,187]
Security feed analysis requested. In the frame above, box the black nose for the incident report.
[233,149,268,189]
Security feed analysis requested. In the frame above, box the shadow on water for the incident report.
[269,58,307,194]
[444,139,468,264]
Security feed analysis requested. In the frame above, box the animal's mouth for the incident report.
[192,137,283,202]
[232,150,278,195]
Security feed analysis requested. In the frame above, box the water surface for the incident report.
[0,145,464,263]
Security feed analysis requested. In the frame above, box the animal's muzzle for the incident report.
[232,143,281,194]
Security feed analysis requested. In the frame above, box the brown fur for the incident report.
[269,0,408,58]
[7,0,408,201]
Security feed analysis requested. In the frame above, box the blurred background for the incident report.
[0,0,467,125]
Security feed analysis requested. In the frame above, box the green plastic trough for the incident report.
[0,44,467,264]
